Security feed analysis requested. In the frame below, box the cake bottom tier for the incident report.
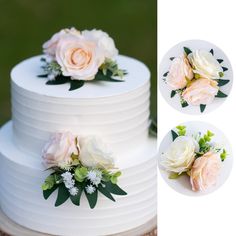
[0,122,157,236]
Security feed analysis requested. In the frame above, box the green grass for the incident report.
[0,0,156,125]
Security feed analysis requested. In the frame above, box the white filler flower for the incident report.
[87,170,102,186]
[85,185,96,194]
[161,136,199,174]
[61,172,75,189]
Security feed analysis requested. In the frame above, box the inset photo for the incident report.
[159,40,233,114]
[158,121,233,196]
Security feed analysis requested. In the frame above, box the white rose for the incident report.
[161,136,199,174]
[82,29,118,59]
[42,132,79,168]
[188,50,223,80]
[79,136,115,169]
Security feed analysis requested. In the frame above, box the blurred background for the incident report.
[0,0,156,125]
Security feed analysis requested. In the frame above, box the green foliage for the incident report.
[200,104,206,113]
[110,171,122,184]
[183,47,192,55]
[74,167,88,182]
[222,66,228,72]
[215,90,228,98]
[216,79,230,87]
[219,72,224,77]
[168,172,184,179]
[85,189,98,209]
[220,149,227,162]
[55,184,70,207]
[176,125,186,136]
[41,175,55,191]
[171,130,178,141]
[198,130,214,154]
[171,90,176,98]
[149,117,157,137]
[69,80,85,91]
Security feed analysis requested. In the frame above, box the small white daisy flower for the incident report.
[87,170,102,186]
[85,185,96,194]
[69,187,79,196]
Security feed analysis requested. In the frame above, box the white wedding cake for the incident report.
[0,28,157,236]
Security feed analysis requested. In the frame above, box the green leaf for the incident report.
[41,175,55,191]
[38,74,48,78]
[98,184,115,202]
[216,79,230,86]
[171,90,176,98]
[74,167,88,182]
[222,66,228,72]
[170,57,175,61]
[210,49,214,55]
[220,149,227,162]
[181,101,188,107]
[69,80,85,91]
[43,184,58,200]
[94,70,124,82]
[215,90,228,98]
[55,184,70,207]
[183,47,192,55]
[104,181,127,196]
[163,71,169,77]
[217,59,224,63]
[85,189,98,209]
[171,130,179,141]
[168,172,183,179]
[200,104,206,113]
[46,75,69,85]
[70,182,84,206]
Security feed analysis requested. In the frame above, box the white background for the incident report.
[158,0,236,235]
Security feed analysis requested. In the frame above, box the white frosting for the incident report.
[0,122,157,236]
[11,55,150,157]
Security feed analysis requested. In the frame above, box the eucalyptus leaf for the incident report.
[200,104,206,113]
[85,189,98,209]
[171,130,178,141]
[183,47,192,55]
[222,66,228,72]
[55,184,70,207]
[171,90,176,98]
[215,90,228,98]
[98,184,115,202]
[104,181,127,196]
[69,80,85,91]
[216,79,230,87]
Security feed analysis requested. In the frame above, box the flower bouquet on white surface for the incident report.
[38,27,127,91]
[163,47,229,112]
[41,132,126,209]
[160,126,227,192]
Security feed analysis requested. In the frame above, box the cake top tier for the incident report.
[11,55,150,99]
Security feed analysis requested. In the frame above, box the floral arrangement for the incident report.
[41,132,127,209]
[38,27,126,91]
[163,47,229,112]
[160,126,228,192]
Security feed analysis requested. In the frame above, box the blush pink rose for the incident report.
[43,28,81,57]
[182,78,219,106]
[55,35,104,80]
[190,151,221,191]
[42,132,79,168]
[166,55,193,90]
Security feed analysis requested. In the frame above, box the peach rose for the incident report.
[82,29,118,59]
[43,28,81,57]
[166,55,193,90]
[55,35,104,80]
[182,78,219,106]
[190,151,221,191]
[42,132,79,168]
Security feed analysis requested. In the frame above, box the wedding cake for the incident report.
[0,28,157,236]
